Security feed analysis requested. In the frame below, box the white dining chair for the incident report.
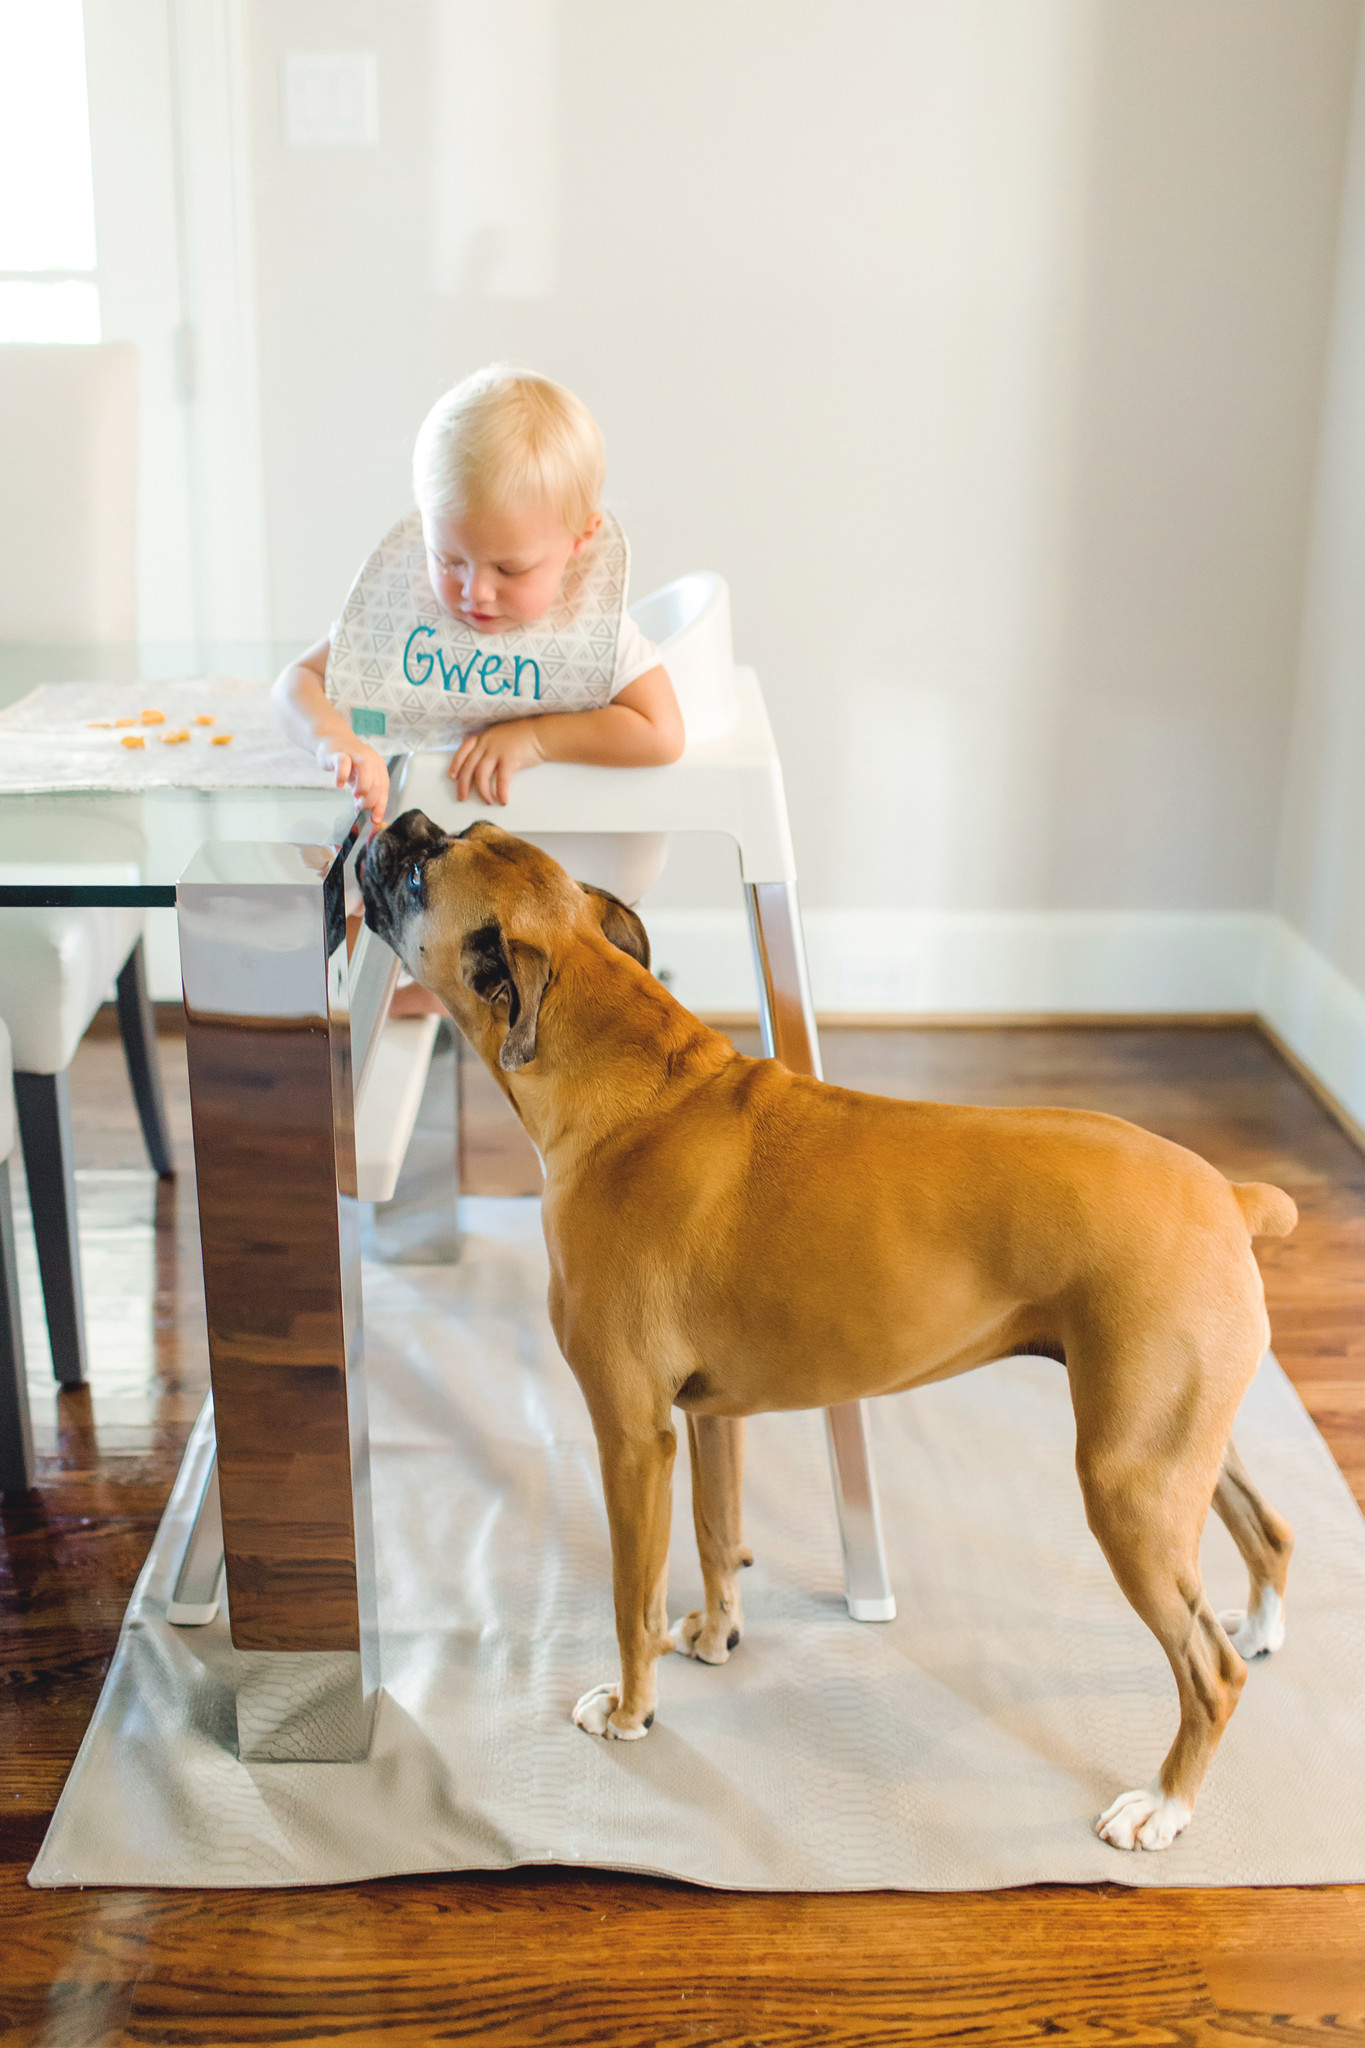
[0,342,138,640]
[0,342,175,1388]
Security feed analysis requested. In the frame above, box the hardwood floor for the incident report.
[2,1019,1364,2046]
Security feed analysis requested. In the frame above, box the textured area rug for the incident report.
[30,1199,1365,1891]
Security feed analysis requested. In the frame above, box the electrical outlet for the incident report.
[281,52,379,148]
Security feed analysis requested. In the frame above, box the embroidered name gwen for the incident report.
[401,627,541,700]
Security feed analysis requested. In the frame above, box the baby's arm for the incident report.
[272,637,390,824]
[449,666,684,805]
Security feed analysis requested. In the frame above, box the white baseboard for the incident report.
[1259,919,1365,1136]
[646,908,1269,1018]
[648,905,1365,1137]
[144,898,1365,1139]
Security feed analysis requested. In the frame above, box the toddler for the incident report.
[273,365,684,829]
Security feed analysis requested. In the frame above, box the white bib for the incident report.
[326,509,630,750]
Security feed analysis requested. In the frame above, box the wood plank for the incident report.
[4,1023,1365,2045]
[1202,1950,1365,2024]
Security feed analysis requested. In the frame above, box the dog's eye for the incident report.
[407,864,422,899]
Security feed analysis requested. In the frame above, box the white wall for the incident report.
[82,1,1365,1031]
[237,0,1357,930]
[1279,20,1365,990]
[83,0,197,641]
[1270,15,1365,1124]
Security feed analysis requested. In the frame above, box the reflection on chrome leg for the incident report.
[166,1449,226,1627]
[178,842,379,1760]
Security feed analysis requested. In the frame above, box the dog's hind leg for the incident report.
[1211,1438,1293,1659]
[1076,1401,1246,1852]
[671,1415,752,1665]
[1085,1466,1246,1851]
[573,1417,677,1741]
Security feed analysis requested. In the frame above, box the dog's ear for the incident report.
[461,922,552,1072]
[580,884,650,971]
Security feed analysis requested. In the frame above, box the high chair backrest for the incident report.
[628,571,738,745]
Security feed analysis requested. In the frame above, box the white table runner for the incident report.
[0,680,337,793]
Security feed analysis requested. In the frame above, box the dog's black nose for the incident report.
[383,809,449,858]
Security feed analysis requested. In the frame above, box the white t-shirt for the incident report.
[325,508,658,751]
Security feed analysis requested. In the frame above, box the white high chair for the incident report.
[369,572,897,1624]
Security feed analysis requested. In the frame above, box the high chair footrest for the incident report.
[354,1015,442,1204]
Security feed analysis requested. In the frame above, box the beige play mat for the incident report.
[31,1200,1365,1891]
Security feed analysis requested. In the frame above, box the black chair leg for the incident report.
[116,937,175,1180]
[0,1160,35,1492]
[14,1071,87,1387]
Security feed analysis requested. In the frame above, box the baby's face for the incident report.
[422,500,600,634]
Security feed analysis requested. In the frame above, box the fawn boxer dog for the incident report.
[361,812,1297,1852]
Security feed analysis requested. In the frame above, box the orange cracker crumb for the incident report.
[193,713,217,726]
[120,734,146,749]
[161,728,191,745]
[140,708,165,724]
[87,720,112,729]
[210,732,234,746]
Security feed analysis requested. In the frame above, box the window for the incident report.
[0,0,99,342]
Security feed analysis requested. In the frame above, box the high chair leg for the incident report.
[824,1401,896,1621]
[743,881,896,1622]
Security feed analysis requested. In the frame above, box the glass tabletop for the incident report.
[0,643,362,904]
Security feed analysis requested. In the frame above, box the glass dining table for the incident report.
[0,644,391,1764]
[0,641,895,1768]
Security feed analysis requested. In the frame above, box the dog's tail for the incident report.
[1230,1181,1298,1240]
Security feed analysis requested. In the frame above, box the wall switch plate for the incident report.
[281,52,379,148]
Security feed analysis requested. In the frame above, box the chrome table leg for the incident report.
[745,881,896,1623]
[178,843,379,1759]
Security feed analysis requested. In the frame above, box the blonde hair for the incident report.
[412,366,605,534]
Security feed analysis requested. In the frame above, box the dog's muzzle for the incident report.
[359,808,450,949]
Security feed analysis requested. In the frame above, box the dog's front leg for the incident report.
[573,1420,676,1741]
[671,1415,752,1664]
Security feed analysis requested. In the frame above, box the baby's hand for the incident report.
[318,732,389,825]
[448,720,546,806]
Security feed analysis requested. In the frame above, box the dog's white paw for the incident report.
[571,1684,652,1741]
[1219,1587,1284,1659]
[669,1609,740,1665]
[1096,1784,1193,1852]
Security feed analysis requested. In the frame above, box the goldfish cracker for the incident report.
[113,718,136,728]
[140,709,165,725]
[210,733,234,746]
[160,728,191,745]
[193,713,217,726]
[120,734,146,749]
[87,720,112,729]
